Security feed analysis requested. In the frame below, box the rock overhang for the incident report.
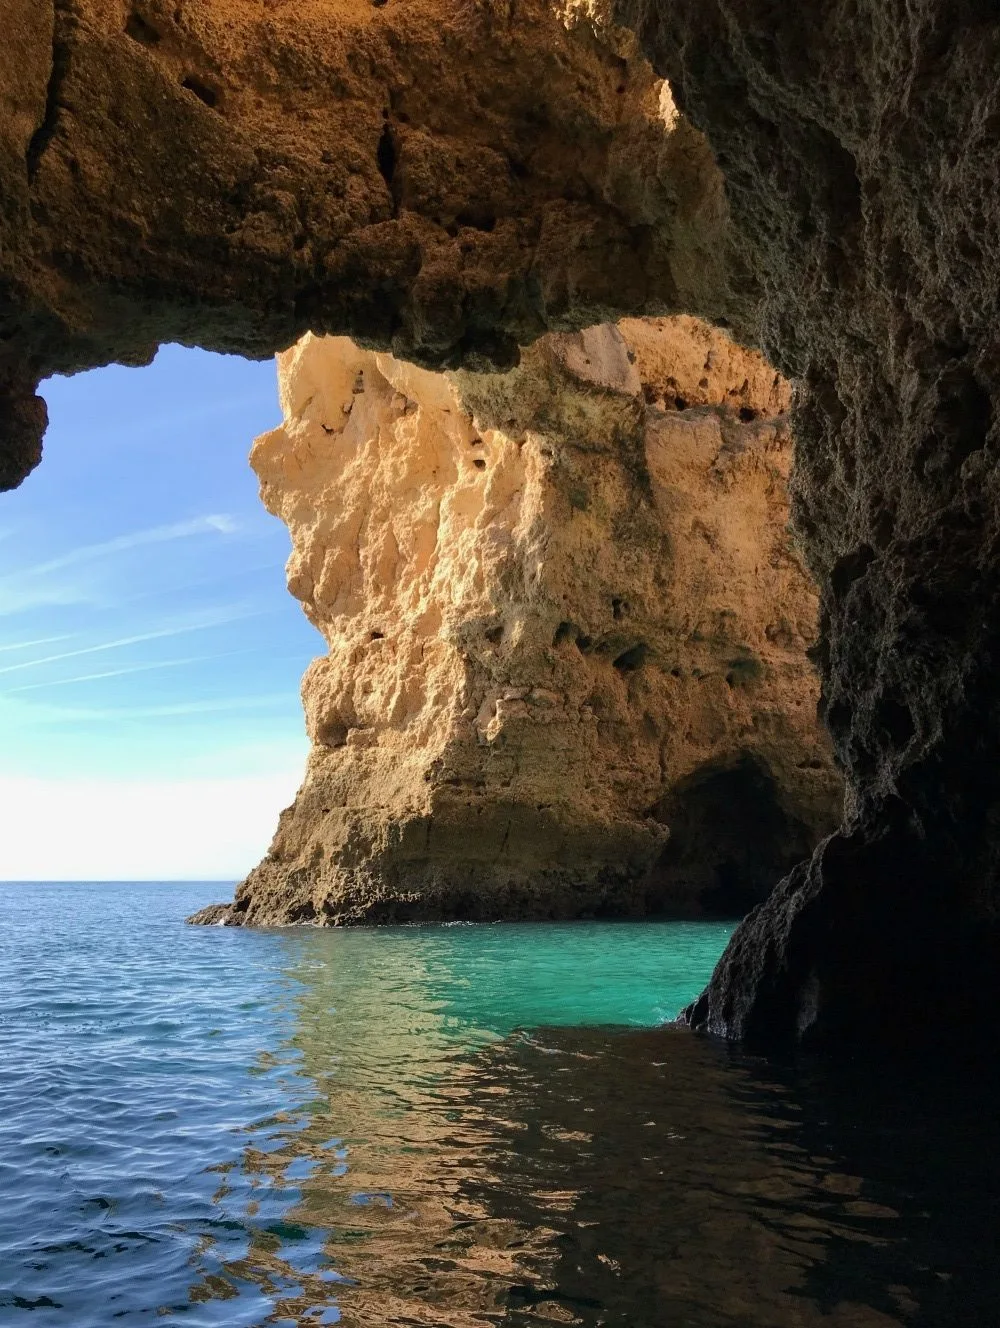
[6,0,1000,1050]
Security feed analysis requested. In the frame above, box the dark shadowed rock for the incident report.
[621,0,1000,1048]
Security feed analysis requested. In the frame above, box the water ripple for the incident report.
[2,883,996,1326]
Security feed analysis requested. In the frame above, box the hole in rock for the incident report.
[725,651,763,688]
[830,543,875,599]
[181,76,219,109]
[317,720,349,749]
[1,347,320,883]
[877,696,916,749]
[125,11,162,44]
[612,642,649,673]
[376,122,397,188]
[455,211,497,233]
[649,757,822,918]
[6,319,837,939]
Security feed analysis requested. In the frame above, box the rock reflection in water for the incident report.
[187,929,999,1327]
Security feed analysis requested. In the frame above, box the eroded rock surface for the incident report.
[191,318,840,926]
[0,0,726,490]
[618,0,1000,1048]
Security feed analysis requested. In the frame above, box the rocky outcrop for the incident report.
[191,317,840,926]
[0,0,726,490]
[616,0,1000,1048]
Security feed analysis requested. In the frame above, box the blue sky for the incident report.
[0,346,322,879]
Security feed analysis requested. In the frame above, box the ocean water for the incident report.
[0,882,996,1327]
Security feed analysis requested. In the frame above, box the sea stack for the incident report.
[191,317,840,925]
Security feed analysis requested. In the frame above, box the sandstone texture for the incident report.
[190,317,840,926]
[0,0,726,490]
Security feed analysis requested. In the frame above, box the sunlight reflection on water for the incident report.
[1,883,995,1327]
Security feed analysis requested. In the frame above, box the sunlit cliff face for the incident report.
[186,316,841,927]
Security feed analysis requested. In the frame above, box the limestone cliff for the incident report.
[0,0,725,490]
[193,318,840,925]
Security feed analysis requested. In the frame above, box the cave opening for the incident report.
[1,316,843,917]
[0,345,319,882]
[648,756,823,919]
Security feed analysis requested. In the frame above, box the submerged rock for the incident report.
[193,317,841,926]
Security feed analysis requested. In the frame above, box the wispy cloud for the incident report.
[96,693,291,720]
[0,605,267,678]
[2,692,292,724]
[0,586,102,617]
[116,556,292,611]
[0,633,74,655]
[2,651,244,693]
[9,514,240,582]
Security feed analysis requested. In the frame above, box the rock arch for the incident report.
[5,0,1000,1049]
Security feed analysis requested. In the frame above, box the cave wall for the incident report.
[1,0,727,488]
[191,317,840,925]
[617,0,1000,1046]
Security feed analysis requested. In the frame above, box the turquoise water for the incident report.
[0,882,727,1325]
[2,882,997,1327]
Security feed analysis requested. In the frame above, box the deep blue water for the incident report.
[0,883,728,1326]
[2,882,997,1327]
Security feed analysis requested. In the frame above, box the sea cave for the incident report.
[5,1,1000,1322]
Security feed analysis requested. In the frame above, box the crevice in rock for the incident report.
[180,75,219,109]
[26,8,71,183]
[376,121,398,212]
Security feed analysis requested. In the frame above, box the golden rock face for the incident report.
[195,317,840,926]
[0,0,727,487]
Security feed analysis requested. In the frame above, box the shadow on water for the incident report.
[449,1030,1000,1328]
[4,884,990,1326]
[187,928,1000,1327]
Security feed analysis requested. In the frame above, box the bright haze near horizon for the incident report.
[0,346,322,881]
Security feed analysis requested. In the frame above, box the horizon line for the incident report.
[0,878,238,885]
